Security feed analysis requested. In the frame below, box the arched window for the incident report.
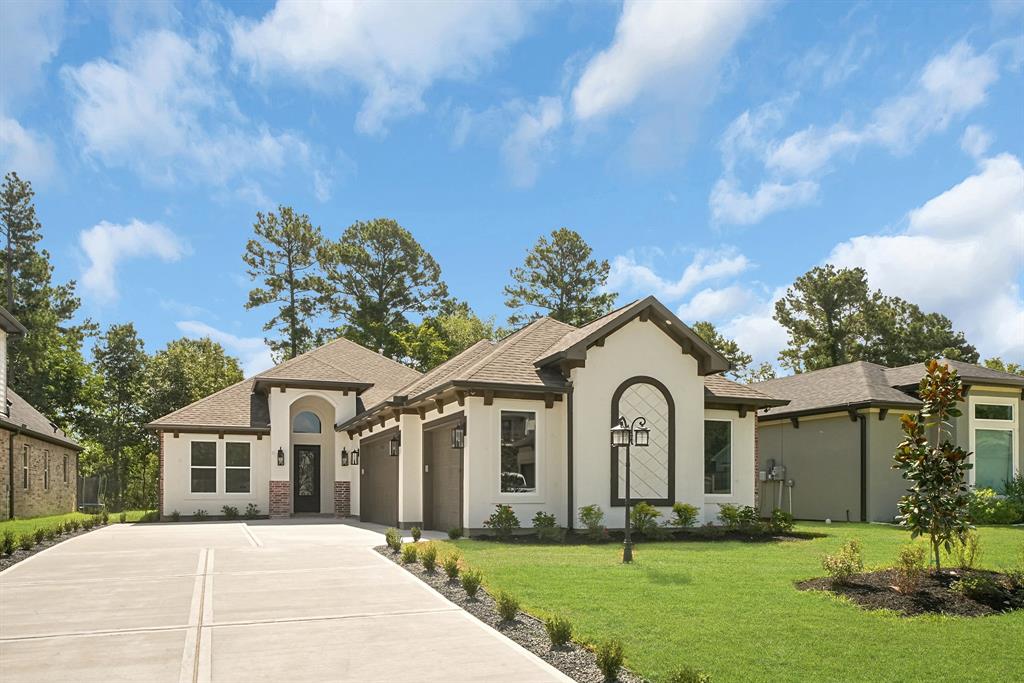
[292,411,321,434]
[610,377,674,506]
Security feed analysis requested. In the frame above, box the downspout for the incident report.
[858,414,867,523]
[566,381,574,532]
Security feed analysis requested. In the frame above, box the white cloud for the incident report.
[230,0,536,135]
[501,97,563,188]
[960,125,993,159]
[608,248,751,301]
[710,177,819,226]
[79,219,187,303]
[176,320,274,377]
[0,0,64,110]
[720,293,789,365]
[676,285,753,322]
[829,153,1024,360]
[0,115,57,181]
[63,29,329,198]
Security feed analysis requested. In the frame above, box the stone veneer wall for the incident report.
[334,481,351,517]
[0,428,78,520]
[269,480,290,517]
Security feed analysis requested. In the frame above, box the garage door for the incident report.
[423,423,463,532]
[359,434,398,527]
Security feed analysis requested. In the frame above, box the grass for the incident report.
[0,510,155,538]
[446,523,1024,683]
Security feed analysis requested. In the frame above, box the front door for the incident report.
[293,445,321,513]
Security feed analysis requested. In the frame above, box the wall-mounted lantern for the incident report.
[351,449,359,466]
[451,422,466,449]
[389,434,401,457]
[340,448,349,466]
[277,447,285,466]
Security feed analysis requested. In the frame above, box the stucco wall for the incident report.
[702,409,756,523]
[161,432,270,517]
[867,410,914,522]
[0,430,77,520]
[267,387,358,484]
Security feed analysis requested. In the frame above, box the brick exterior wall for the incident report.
[334,481,351,517]
[269,480,290,517]
[0,428,78,520]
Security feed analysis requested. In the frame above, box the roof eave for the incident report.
[0,418,82,451]
[705,394,790,408]
[0,305,27,336]
[252,378,373,394]
[145,422,271,435]
[756,399,922,422]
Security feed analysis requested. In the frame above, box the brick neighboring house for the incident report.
[0,305,81,520]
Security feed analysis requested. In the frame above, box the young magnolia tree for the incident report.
[893,359,973,570]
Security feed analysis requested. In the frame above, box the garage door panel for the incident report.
[359,437,398,526]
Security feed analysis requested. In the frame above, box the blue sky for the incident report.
[2,0,1022,376]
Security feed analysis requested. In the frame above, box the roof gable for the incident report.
[885,359,1024,390]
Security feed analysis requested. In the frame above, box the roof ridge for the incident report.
[149,377,254,425]
[462,318,566,381]
[332,336,425,376]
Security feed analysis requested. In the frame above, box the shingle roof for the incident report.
[703,374,787,406]
[1,387,81,450]
[884,359,1024,389]
[148,378,270,431]
[753,361,923,420]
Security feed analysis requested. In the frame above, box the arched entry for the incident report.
[610,376,675,506]
[289,396,334,514]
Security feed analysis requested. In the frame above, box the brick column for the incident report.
[334,481,351,517]
[269,480,290,517]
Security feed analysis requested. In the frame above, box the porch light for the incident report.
[634,425,651,447]
[277,447,285,466]
[610,418,631,448]
[340,448,349,466]
[389,434,401,457]
[351,449,359,466]
[610,415,649,564]
[451,422,466,449]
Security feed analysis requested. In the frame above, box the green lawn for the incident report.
[446,523,1023,683]
[0,510,155,537]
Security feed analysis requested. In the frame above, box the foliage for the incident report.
[893,543,926,593]
[395,299,495,371]
[578,504,608,542]
[411,526,422,542]
[244,503,261,519]
[2,530,16,555]
[483,504,520,540]
[982,357,1024,376]
[243,205,325,360]
[861,296,978,367]
[630,502,662,536]
[951,530,982,570]
[670,503,699,528]
[148,337,244,421]
[18,534,33,551]
[171,510,181,522]
[968,488,1023,524]
[43,525,57,541]
[768,509,795,534]
[319,217,448,360]
[401,543,419,564]
[419,542,438,572]
[822,539,864,585]
[1004,474,1024,508]
[222,506,240,520]
[691,321,773,383]
[495,590,519,621]
[950,575,1002,601]
[100,510,109,525]
[503,227,616,327]
[33,528,46,544]
[447,527,464,540]
[717,504,761,533]
[544,615,573,648]
[665,665,713,683]
[594,639,624,682]
[532,511,563,542]
[385,527,403,553]
[461,568,483,598]
[194,509,208,521]
[893,359,974,570]
[1007,546,1024,590]
[442,552,461,579]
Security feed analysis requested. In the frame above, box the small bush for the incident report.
[544,615,572,648]
[951,575,1002,601]
[532,511,563,542]
[44,526,58,541]
[1004,474,1024,510]
[483,504,520,540]
[194,509,208,521]
[1007,545,1024,590]
[400,543,418,564]
[411,526,422,542]
[244,503,260,519]
[442,552,461,579]
[495,590,519,621]
[718,504,763,532]
[420,542,438,572]
[385,527,403,553]
[670,502,699,528]
[595,639,624,681]
[222,505,240,520]
[968,488,1023,524]
[951,529,982,569]
[18,534,33,551]
[666,665,713,683]
[822,539,864,585]
[170,510,181,522]
[68,517,81,531]
[33,528,46,545]
[461,568,483,598]
[2,529,16,555]
[118,511,127,523]
[630,501,662,536]
[447,526,464,540]
[769,509,794,534]
[578,504,608,542]
[894,543,926,593]
[101,510,110,525]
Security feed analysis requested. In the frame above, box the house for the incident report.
[0,306,82,520]
[147,296,785,531]
[753,360,1023,523]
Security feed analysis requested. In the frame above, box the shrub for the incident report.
[951,529,982,569]
[18,534,33,551]
[630,501,662,536]
[44,526,57,541]
[400,543,418,564]
[385,527,403,553]
[951,575,1002,601]
[544,615,572,648]
[68,517,81,531]
[170,510,181,522]
[578,504,608,542]
[244,503,260,519]
[483,504,520,541]
[822,539,864,585]
[532,511,563,542]
[33,528,46,545]
[447,527,464,540]
[671,502,699,528]
[442,552,461,579]
[142,511,159,523]
[718,504,762,532]
[894,543,926,593]
[967,488,1022,524]
[101,510,109,525]
[2,529,16,555]
[461,568,483,598]
[222,505,240,520]
[495,590,519,621]
[119,511,127,523]
[595,639,624,681]
[194,509,208,521]
[666,665,713,683]
[411,526,422,542]
[1003,473,1024,508]
[420,543,438,572]
[769,509,794,534]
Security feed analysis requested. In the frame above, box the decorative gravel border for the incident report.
[0,525,103,573]
[375,545,645,683]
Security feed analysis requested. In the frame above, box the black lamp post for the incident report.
[611,415,650,563]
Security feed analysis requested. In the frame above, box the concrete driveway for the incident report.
[0,520,569,682]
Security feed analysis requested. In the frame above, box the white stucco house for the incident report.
[148,296,786,532]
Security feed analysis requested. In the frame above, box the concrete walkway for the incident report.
[0,520,569,682]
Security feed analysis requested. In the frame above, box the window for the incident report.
[292,411,321,433]
[704,421,732,495]
[63,455,69,484]
[190,442,217,493]
[975,404,1013,420]
[22,446,29,489]
[975,429,1013,493]
[43,451,50,490]
[500,411,536,493]
[225,442,251,494]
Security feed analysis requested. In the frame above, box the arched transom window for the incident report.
[610,377,674,505]
[292,411,322,434]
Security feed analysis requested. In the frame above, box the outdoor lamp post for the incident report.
[611,415,650,563]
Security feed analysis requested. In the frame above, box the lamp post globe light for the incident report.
[611,415,649,563]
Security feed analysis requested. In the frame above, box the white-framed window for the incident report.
[225,442,251,494]
[499,410,537,493]
[975,403,1013,421]
[970,395,1019,494]
[190,441,217,493]
[63,454,69,484]
[704,419,732,495]
[22,445,29,489]
[43,450,50,490]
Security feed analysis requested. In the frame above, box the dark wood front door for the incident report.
[293,445,321,513]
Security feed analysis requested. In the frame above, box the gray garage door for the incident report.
[423,422,463,532]
[359,434,398,527]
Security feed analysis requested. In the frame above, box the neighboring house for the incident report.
[147,296,785,531]
[0,306,81,520]
[753,360,1023,523]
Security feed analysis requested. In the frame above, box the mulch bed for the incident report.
[375,545,644,683]
[0,526,102,572]
[797,568,1024,617]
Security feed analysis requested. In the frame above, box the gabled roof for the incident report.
[704,374,788,408]
[885,359,1024,390]
[148,379,271,432]
[1,387,81,450]
[535,296,730,375]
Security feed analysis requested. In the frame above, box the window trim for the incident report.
[703,418,734,497]
[974,403,1013,421]
[968,393,1019,492]
[497,408,540,496]
[189,440,218,495]
[292,410,322,434]
[63,454,69,485]
[22,445,29,490]
[224,442,252,495]
[609,376,676,507]
[43,450,50,490]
